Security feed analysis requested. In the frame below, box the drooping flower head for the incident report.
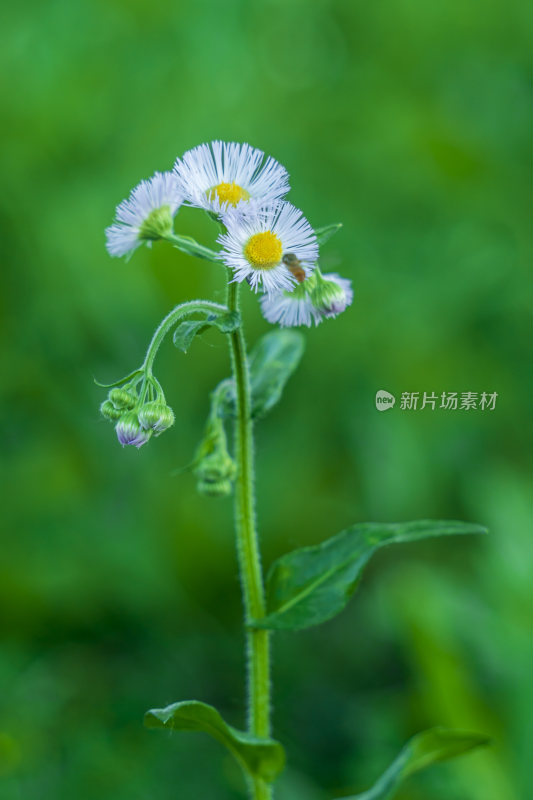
[106,172,182,257]
[311,272,354,318]
[260,283,321,328]
[218,201,319,295]
[260,270,353,327]
[173,142,290,214]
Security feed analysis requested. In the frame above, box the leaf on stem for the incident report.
[173,311,240,353]
[219,330,305,419]
[315,223,342,246]
[254,520,487,631]
[247,330,305,418]
[144,700,285,782]
[337,727,490,800]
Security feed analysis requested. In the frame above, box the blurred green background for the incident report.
[1,0,532,798]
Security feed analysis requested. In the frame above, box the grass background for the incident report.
[1,0,532,797]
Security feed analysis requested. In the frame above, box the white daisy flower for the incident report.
[106,171,182,257]
[260,285,321,328]
[173,141,289,214]
[260,271,353,327]
[218,201,319,295]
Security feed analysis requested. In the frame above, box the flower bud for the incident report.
[109,387,137,410]
[195,450,237,484]
[196,477,234,498]
[115,411,151,448]
[193,415,236,497]
[311,272,353,318]
[100,399,123,421]
[138,401,175,434]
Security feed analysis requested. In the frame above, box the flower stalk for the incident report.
[101,141,354,797]
[226,279,272,800]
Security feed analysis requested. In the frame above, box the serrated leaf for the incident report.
[173,311,240,353]
[144,700,285,782]
[314,223,342,246]
[255,520,487,631]
[339,727,489,800]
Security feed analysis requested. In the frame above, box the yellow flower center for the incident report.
[244,231,283,270]
[209,181,250,206]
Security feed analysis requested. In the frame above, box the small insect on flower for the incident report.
[218,201,319,295]
[173,141,290,214]
[105,172,182,257]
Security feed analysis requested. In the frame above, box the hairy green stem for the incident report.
[226,279,272,800]
[143,299,227,374]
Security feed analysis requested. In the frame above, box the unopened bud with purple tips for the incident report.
[115,411,151,448]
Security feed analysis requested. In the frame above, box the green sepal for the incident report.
[219,330,305,420]
[314,223,342,246]
[338,727,490,800]
[254,520,487,631]
[144,700,285,783]
[173,311,240,353]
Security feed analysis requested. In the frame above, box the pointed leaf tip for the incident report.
[173,311,240,353]
[144,700,285,782]
[315,223,343,246]
[339,727,490,799]
[256,520,487,631]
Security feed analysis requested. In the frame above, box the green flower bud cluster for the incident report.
[193,414,236,497]
[99,375,174,449]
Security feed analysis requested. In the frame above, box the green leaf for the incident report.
[314,223,342,246]
[338,727,490,799]
[173,311,240,353]
[144,700,285,782]
[248,330,305,418]
[255,520,487,631]
[217,330,305,419]
[215,310,241,333]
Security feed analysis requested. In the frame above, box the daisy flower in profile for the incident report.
[312,272,354,318]
[218,201,318,295]
[260,283,321,328]
[173,141,289,214]
[105,172,182,257]
[261,269,353,327]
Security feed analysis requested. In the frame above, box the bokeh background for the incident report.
[2,1,532,798]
